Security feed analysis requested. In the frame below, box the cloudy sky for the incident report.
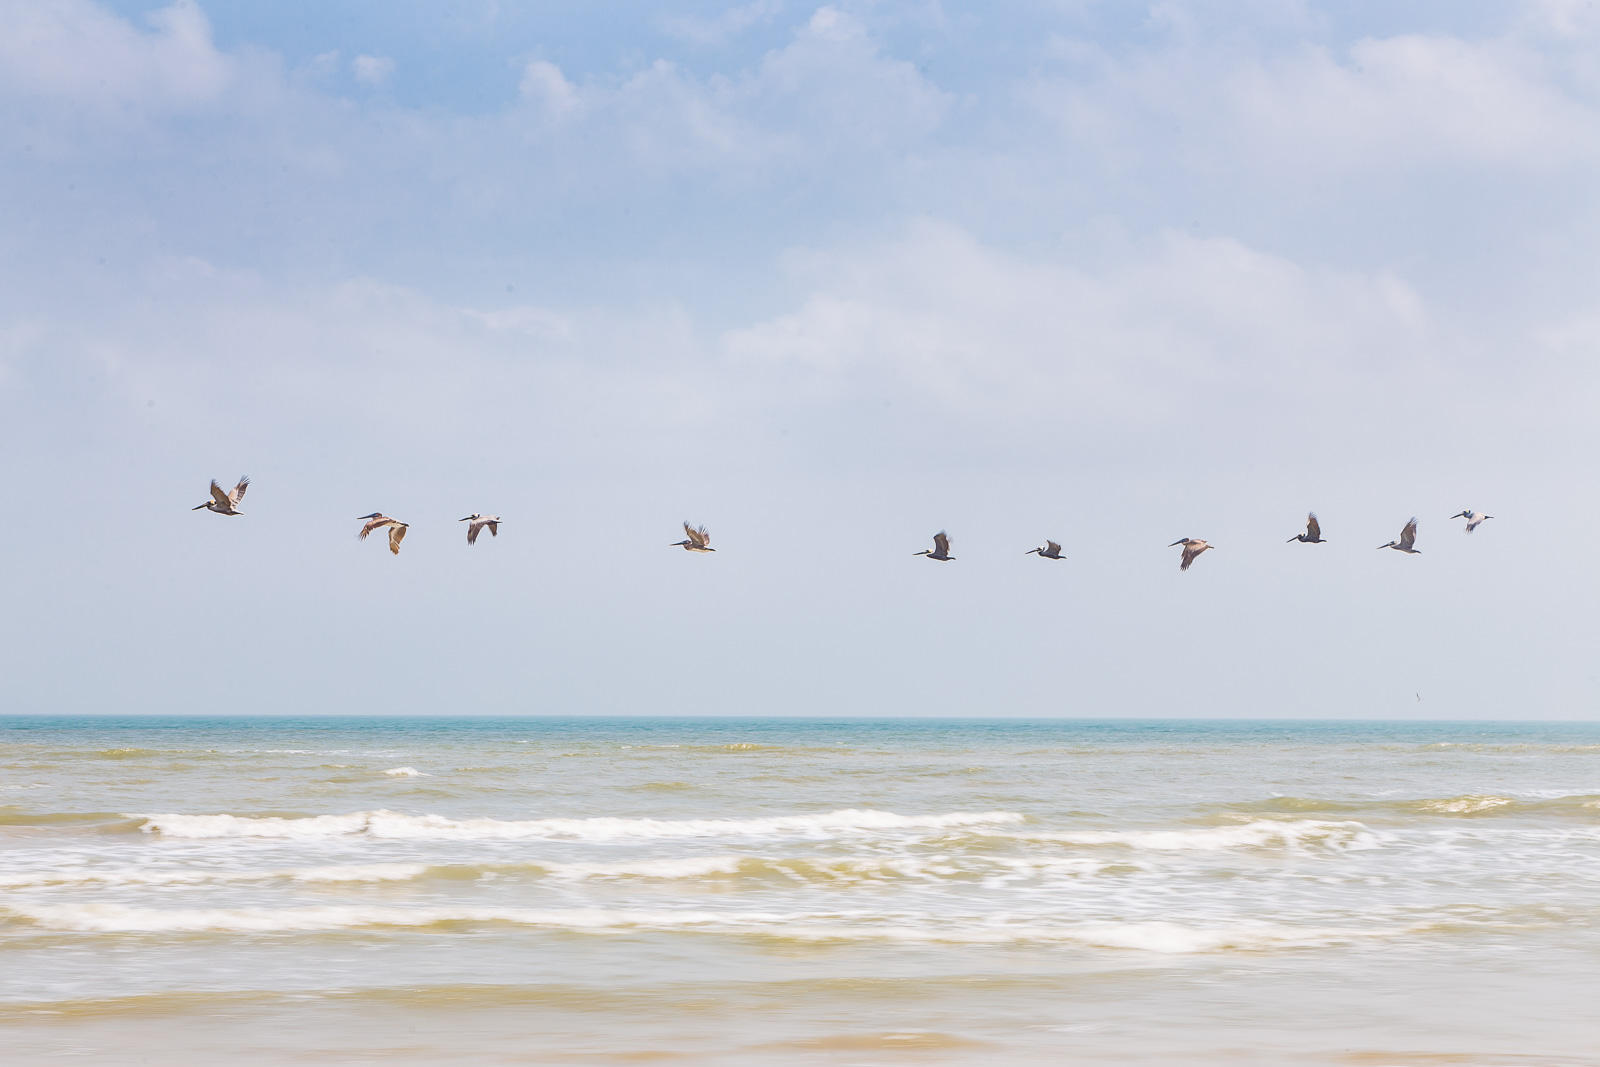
[2,0,1596,718]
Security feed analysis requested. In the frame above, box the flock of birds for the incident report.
[193,476,1496,568]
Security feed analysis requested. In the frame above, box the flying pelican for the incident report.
[671,522,714,552]
[1170,538,1213,571]
[1449,509,1494,533]
[1287,513,1325,543]
[915,531,954,561]
[459,513,501,545]
[1377,518,1420,554]
[193,476,249,516]
[1026,540,1065,560]
[357,513,409,556]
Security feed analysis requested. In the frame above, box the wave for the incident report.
[1001,819,1381,852]
[383,767,428,777]
[125,808,1025,841]
[0,863,430,890]
[1224,794,1600,820]
[1,902,1367,951]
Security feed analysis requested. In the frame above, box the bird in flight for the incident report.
[671,522,715,552]
[357,513,409,556]
[1170,538,1213,571]
[1449,509,1494,533]
[915,531,955,561]
[459,513,501,545]
[1026,540,1065,560]
[193,476,249,516]
[1287,513,1325,543]
[1378,518,1420,554]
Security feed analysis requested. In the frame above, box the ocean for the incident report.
[2,716,1599,1065]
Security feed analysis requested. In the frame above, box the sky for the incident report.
[1,0,1597,718]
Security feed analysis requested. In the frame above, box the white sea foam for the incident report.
[126,808,1024,841]
[3,902,1367,952]
[1416,795,1513,814]
[0,863,429,890]
[383,767,428,777]
[1007,819,1381,852]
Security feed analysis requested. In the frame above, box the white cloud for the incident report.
[351,53,395,86]
[0,0,229,109]
[661,0,782,46]
[725,220,1442,427]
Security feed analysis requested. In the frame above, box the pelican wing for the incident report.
[1306,513,1320,541]
[685,523,710,549]
[486,521,499,538]
[933,531,950,556]
[389,524,407,555]
[359,516,389,540]
[208,480,231,508]
[1399,518,1418,549]
[1180,542,1208,571]
[230,477,250,505]
[1046,540,1062,556]
[466,521,481,546]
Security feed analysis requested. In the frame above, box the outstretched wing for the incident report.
[466,521,481,545]
[209,480,230,508]
[359,516,388,540]
[230,477,250,505]
[1399,518,1418,549]
[486,521,499,538]
[1180,544,1196,571]
[686,523,710,549]
[1306,513,1320,541]
[1046,540,1062,556]
[933,531,950,556]
[389,524,407,555]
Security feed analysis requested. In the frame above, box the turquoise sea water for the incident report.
[3,716,1600,1064]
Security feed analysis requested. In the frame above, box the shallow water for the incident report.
[2,716,1599,1064]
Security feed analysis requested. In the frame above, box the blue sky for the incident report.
[1,0,1597,717]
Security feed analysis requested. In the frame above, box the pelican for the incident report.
[459,513,501,545]
[1449,509,1493,533]
[1026,540,1065,560]
[914,531,954,561]
[192,476,249,516]
[1287,513,1325,543]
[1169,538,1212,571]
[671,522,714,552]
[357,513,409,556]
[1377,517,1420,554]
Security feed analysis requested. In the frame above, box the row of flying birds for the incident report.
[193,476,1495,568]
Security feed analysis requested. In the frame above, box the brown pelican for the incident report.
[1026,540,1064,560]
[1288,513,1325,543]
[193,477,249,516]
[1170,538,1213,571]
[357,513,409,556]
[914,531,954,561]
[459,514,501,545]
[671,522,714,552]
[1449,509,1493,533]
[1378,518,1420,554]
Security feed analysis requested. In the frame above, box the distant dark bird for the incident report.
[193,476,249,516]
[357,513,409,556]
[671,522,714,552]
[459,513,501,545]
[1449,509,1493,533]
[1287,513,1325,544]
[1026,540,1064,560]
[1170,538,1213,571]
[1378,518,1420,554]
[915,531,954,561]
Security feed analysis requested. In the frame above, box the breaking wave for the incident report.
[126,808,1025,841]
